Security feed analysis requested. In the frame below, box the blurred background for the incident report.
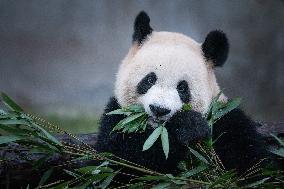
[0,0,283,133]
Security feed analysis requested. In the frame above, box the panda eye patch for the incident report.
[137,72,157,94]
[177,80,190,103]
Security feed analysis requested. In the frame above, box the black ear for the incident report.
[202,30,229,67]
[132,11,153,44]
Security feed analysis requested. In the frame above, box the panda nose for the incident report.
[149,104,171,117]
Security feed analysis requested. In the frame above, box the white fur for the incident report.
[139,85,182,120]
[115,31,226,119]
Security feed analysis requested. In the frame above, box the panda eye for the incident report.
[177,81,188,93]
[177,85,186,92]
[177,80,190,103]
[147,75,155,84]
[137,72,157,94]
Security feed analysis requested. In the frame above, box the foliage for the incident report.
[0,92,283,188]
[106,104,148,133]
[107,103,192,159]
[269,134,284,158]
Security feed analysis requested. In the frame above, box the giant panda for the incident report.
[95,11,268,176]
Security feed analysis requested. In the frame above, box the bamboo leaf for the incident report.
[100,172,117,189]
[182,103,192,112]
[188,146,209,164]
[0,119,28,125]
[106,109,131,116]
[182,164,208,177]
[49,181,69,189]
[151,182,171,189]
[126,104,145,113]
[271,134,284,147]
[269,148,284,158]
[129,182,144,189]
[137,175,167,181]
[161,126,169,159]
[0,135,25,144]
[143,126,162,151]
[121,112,145,125]
[244,177,270,188]
[38,168,53,186]
[112,119,125,131]
[213,98,241,120]
[209,170,236,188]
[29,121,62,146]
[63,169,81,178]
[0,92,23,112]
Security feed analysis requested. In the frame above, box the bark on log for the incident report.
[0,123,283,188]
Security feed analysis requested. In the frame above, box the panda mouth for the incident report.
[147,116,167,128]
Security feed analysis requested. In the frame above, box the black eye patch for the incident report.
[177,80,190,103]
[137,72,157,94]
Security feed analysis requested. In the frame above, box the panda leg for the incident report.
[213,108,268,174]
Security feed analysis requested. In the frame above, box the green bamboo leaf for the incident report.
[0,109,12,119]
[182,103,192,112]
[29,121,62,146]
[100,172,117,189]
[63,169,81,178]
[126,104,145,113]
[143,126,162,151]
[112,119,125,131]
[106,109,131,116]
[38,168,53,186]
[271,134,284,147]
[77,166,113,175]
[151,182,171,189]
[121,112,145,125]
[244,177,270,188]
[129,182,144,189]
[126,122,141,133]
[49,181,69,189]
[0,124,30,135]
[32,156,51,170]
[269,148,284,158]
[0,119,28,125]
[207,92,223,113]
[112,113,147,133]
[161,127,169,159]
[0,92,23,112]
[142,119,148,131]
[182,164,208,177]
[213,98,241,120]
[0,135,25,144]
[209,170,236,188]
[99,152,113,158]
[137,175,167,181]
[188,146,209,164]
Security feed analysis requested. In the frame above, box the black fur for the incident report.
[202,30,229,67]
[95,97,268,176]
[136,72,157,94]
[213,108,268,173]
[95,97,209,174]
[177,80,191,103]
[132,11,153,44]
[149,104,171,117]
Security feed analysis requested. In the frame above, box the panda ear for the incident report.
[132,11,153,45]
[202,30,229,67]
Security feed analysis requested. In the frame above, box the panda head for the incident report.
[115,11,229,123]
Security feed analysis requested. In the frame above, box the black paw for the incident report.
[167,110,210,145]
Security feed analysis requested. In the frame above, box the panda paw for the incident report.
[167,110,210,146]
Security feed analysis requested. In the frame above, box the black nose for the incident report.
[149,104,171,117]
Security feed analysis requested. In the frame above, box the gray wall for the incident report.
[0,0,283,121]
